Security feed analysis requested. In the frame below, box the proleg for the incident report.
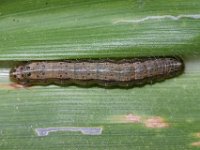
[10,57,184,87]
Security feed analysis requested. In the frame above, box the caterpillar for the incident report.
[10,57,184,87]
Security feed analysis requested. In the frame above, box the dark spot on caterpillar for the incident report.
[26,66,30,70]
[27,73,31,77]
[42,64,45,69]
[9,57,184,87]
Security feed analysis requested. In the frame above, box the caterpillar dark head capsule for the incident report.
[10,57,184,87]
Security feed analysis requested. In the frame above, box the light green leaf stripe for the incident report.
[0,0,200,60]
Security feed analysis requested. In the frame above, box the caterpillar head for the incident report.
[10,64,31,85]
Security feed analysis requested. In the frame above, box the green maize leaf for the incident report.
[0,0,200,60]
[0,0,200,150]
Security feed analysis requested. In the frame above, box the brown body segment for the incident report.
[10,57,184,87]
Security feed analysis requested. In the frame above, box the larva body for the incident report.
[10,57,184,87]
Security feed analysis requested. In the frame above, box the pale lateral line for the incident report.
[114,14,200,24]
[35,127,103,136]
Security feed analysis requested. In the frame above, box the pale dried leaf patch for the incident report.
[110,114,142,124]
[191,141,200,147]
[195,132,200,138]
[125,114,142,123]
[110,114,169,129]
[0,83,25,89]
[144,117,169,128]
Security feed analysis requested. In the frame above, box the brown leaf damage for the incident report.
[144,116,169,128]
[110,114,169,129]
[0,83,25,90]
[195,132,200,138]
[110,114,142,124]
[191,132,200,147]
[191,141,200,147]
[125,114,142,123]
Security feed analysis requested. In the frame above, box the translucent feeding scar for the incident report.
[10,57,184,87]
[114,14,200,24]
[35,127,103,136]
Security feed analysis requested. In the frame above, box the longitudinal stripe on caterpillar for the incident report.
[10,57,184,87]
